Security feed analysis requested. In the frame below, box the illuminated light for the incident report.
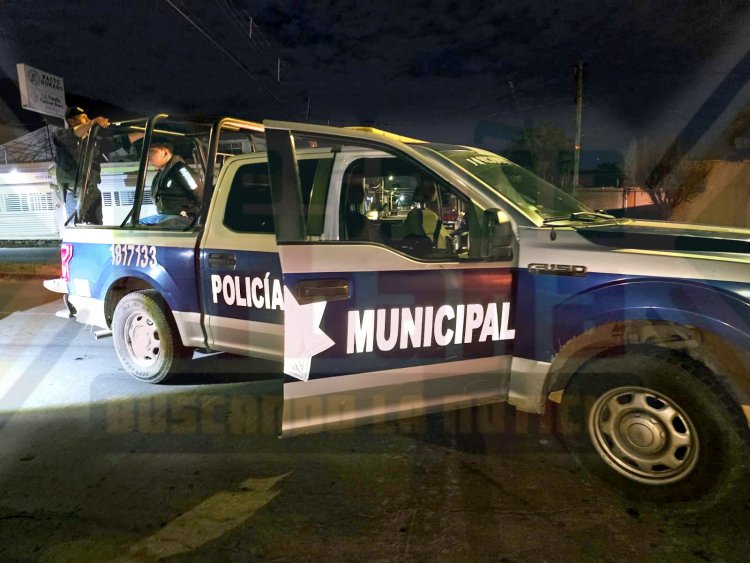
[399,195,405,202]
[60,243,73,282]
[388,175,394,181]
[5,168,23,183]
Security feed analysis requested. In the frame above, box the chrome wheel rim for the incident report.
[122,310,161,368]
[588,386,699,485]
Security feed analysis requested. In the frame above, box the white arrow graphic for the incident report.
[283,286,335,382]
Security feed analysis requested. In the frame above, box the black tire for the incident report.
[112,290,190,383]
[558,347,748,503]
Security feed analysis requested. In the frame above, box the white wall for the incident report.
[0,162,62,240]
[0,161,159,241]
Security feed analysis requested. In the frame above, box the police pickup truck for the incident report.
[45,114,750,503]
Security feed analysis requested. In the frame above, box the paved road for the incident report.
[0,280,748,561]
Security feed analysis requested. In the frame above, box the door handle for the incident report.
[295,279,350,304]
[208,252,236,269]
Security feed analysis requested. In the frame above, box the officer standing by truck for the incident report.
[53,106,110,223]
[140,140,203,225]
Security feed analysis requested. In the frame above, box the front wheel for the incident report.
[559,348,748,503]
[112,290,189,383]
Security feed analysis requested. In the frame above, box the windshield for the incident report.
[427,146,592,220]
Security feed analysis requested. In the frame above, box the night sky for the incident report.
[2,1,750,161]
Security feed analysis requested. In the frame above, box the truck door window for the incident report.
[282,135,485,260]
[224,158,326,234]
[338,155,472,260]
[224,162,274,233]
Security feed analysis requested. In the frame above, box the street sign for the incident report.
[16,63,66,118]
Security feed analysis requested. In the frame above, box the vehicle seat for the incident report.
[397,207,438,257]
[344,175,381,242]
[411,178,448,248]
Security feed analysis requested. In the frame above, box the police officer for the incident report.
[53,106,110,223]
[140,141,203,225]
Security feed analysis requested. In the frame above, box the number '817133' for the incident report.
[109,244,157,268]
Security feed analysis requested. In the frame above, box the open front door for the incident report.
[265,121,516,436]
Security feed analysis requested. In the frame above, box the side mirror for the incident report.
[483,208,513,260]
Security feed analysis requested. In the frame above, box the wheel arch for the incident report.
[104,276,159,327]
[546,319,750,428]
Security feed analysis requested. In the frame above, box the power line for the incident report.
[172,0,279,82]
[249,18,276,50]
[214,0,280,78]
[233,1,276,51]
[212,0,287,87]
[163,0,285,106]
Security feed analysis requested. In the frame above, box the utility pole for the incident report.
[572,60,585,194]
[509,81,533,155]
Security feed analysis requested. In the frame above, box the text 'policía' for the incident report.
[210,274,284,310]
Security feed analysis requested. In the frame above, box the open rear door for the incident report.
[265,121,515,436]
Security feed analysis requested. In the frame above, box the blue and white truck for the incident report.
[45,114,750,502]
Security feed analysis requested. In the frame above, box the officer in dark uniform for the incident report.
[53,106,110,224]
[140,140,203,225]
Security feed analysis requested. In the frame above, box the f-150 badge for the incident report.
[528,263,587,276]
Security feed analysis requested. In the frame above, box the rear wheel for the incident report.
[112,290,189,383]
[559,348,748,503]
